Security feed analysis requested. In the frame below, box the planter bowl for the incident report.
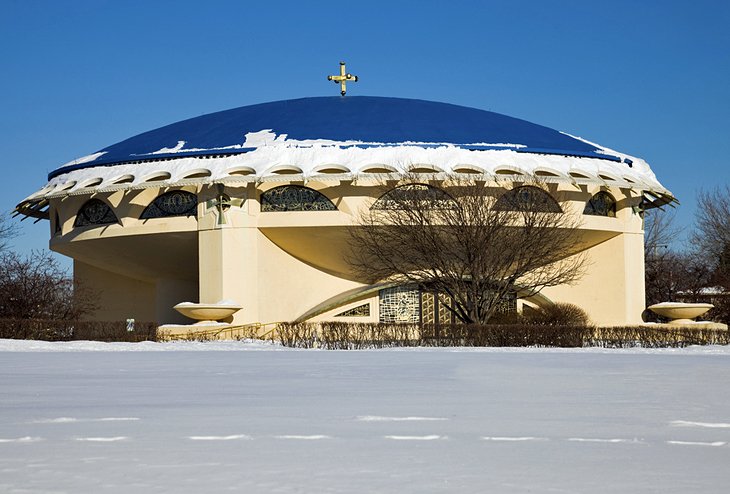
[174,302,242,324]
[648,302,714,325]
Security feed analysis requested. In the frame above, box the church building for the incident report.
[16,91,674,328]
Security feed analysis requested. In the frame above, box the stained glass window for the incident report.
[335,304,371,317]
[141,191,197,219]
[379,286,421,323]
[74,199,117,227]
[494,186,562,213]
[372,184,456,210]
[583,191,616,217]
[260,185,337,212]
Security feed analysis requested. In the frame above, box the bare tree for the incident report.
[646,249,713,307]
[0,212,18,253]
[644,209,679,260]
[348,178,587,324]
[0,212,97,324]
[644,209,680,305]
[692,186,730,288]
[643,209,716,306]
[0,251,97,320]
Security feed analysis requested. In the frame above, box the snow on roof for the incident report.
[50,96,614,178]
[17,96,673,216]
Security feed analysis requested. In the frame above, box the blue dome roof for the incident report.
[50,96,608,179]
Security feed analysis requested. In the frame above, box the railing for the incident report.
[158,321,282,341]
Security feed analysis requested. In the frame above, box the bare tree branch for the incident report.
[691,186,730,289]
[0,211,18,253]
[348,177,587,324]
[0,251,98,320]
[644,209,679,260]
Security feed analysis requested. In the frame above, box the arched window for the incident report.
[141,190,197,219]
[371,184,456,210]
[260,185,336,212]
[74,199,117,227]
[494,186,562,213]
[584,191,616,217]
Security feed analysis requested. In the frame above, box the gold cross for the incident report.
[327,61,358,96]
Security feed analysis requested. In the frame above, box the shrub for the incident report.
[520,303,591,327]
[485,311,521,325]
[71,320,157,342]
[0,318,157,342]
[589,326,730,348]
[273,322,317,348]
[263,321,729,349]
[706,296,730,325]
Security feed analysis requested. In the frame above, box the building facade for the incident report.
[16,96,674,327]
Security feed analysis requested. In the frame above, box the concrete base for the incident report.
[640,321,728,330]
[158,323,235,341]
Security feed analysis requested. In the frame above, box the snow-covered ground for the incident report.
[1,340,729,493]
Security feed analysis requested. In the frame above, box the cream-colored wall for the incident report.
[54,181,648,327]
[541,232,646,326]
[540,186,646,326]
[541,189,646,326]
[195,182,363,325]
[256,230,363,324]
[156,278,198,324]
[196,221,363,326]
[74,260,156,322]
[77,258,197,324]
[198,227,260,324]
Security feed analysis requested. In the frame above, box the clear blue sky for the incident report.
[2,0,728,267]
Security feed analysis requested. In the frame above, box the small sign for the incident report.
[126,319,135,332]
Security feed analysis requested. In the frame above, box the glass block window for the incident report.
[74,199,117,227]
[494,186,562,213]
[421,292,436,324]
[371,184,456,210]
[379,286,421,323]
[141,191,197,219]
[421,292,455,325]
[335,303,370,317]
[260,185,336,212]
[437,295,455,325]
[583,191,616,217]
[494,291,517,314]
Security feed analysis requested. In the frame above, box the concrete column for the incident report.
[198,227,259,325]
[540,231,647,327]
[621,231,646,325]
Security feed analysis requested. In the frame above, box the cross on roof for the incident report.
[327,62,358,96]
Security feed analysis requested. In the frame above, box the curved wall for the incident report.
[48,179,645,326]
